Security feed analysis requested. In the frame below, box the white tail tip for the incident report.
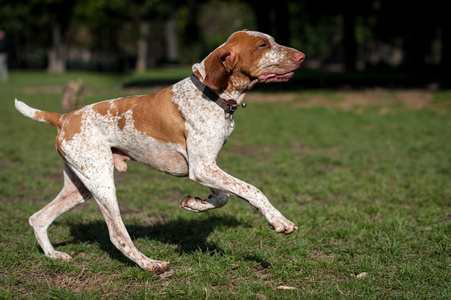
[15,99,39,120]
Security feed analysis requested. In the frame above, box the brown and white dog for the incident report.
[15,30,305,273]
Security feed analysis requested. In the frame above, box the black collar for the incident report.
[190,74,240,114]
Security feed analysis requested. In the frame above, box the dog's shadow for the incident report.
[63,214,270,268]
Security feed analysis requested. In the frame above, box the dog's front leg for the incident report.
[188,159,297,234]
[182,112,296,234]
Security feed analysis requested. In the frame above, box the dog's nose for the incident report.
[294,52,305,64]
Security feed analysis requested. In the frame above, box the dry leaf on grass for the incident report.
[356,272,368,279]
[159,269,175,279]
[276,285,297,290]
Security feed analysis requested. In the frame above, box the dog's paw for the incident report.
[146,261,170,274]
[180,196,204,212]
[268,217,298,235]
[48,251,73,261]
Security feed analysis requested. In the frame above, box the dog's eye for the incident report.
[258,43,268,49]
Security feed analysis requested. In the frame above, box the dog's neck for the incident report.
[192,53,255,106]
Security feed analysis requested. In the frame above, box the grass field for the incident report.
[0,70,450,299]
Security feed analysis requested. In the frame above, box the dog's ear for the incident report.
[204,47,237,91]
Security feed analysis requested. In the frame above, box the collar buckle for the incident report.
[227,100,238,114]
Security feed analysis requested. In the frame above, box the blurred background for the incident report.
[0,0,449,88]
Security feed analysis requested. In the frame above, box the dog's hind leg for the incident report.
[180,188,229,212]
[29,161,92,261]
[67,149,169,273]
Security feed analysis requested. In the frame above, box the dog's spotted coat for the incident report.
[15,30,305,273]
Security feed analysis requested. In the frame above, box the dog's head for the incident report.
[197,30,305,92]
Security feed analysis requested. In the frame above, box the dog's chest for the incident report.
[172,79,236,144]
[224,116,235,143]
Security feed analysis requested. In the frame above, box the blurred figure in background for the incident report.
[0,27,9,82]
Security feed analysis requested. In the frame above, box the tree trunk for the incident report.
[136,21,150,72]
[343,11,357,72]
[440,19,450,87]
[47,25,65,72]
[165,11,178,63]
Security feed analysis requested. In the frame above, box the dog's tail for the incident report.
[15,99,62,130]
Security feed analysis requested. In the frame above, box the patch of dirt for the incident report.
[23,86,66,94]
[243,88,445,111]
[340,89,434,109]
[23,86,100,96]
[0,264,137,297]
[22,86,161,97]
[293,88,435,110]
[22,85,446,112]
[394,90,434,109]
[245,92,298,103]
[250,264,269,281]
[310,249,335,261]
[290,144,313,154]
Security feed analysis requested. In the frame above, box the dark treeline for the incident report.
[0,0,448,87]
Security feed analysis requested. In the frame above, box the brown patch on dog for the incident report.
[92,101,112,116]
[58,112,83,142]
[88,88,187,147]
[55,112,83,159]
[34,110,63,131]
[117,116,126,131]
[128,88,187,146]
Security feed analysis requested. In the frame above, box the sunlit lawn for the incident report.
[0,70,450,299]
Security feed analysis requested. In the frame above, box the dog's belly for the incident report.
[127,147,188,176]
[112,130,189,177]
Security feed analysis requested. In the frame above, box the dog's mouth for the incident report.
[258,71,295,83]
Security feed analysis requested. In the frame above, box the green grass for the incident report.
[1,70,450,298]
